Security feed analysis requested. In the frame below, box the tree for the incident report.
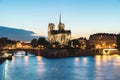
[38,37,49,47]
[0,37,8,48]
[0,37,17,48]
[117,34,120,50]
[31,38,38,48]
[69,40,80,48]
[52,42,59,45]
[68,40,72,47]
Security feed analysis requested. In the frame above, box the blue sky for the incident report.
[0,0,120,38]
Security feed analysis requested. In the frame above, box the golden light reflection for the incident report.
[24,56,29,63]
[102,55,108,63]
[116,56,120,59]
[112,54,120,58]
[11,56,15,64]
[111,54,120,66]
[36,56,45,66]
[74,57,80,67]
[74,57,79,62]
[112,54,120,61]
[95,55,115,66]
[36,56,43,62]
[107,55,112,61]
[95,55,102,66]
[95,55,101,61]
[83,58,87,64]
[4,60,9,80]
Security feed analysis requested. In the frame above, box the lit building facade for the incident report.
[48,15,71,45]
[16,41,31,48]
[89,33,117,49]
[71,37,87,49]
[78,37,87,49]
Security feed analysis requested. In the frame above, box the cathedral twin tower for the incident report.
[48,14,71,45]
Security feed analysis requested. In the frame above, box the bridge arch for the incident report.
[102,49,119,55]
[7,48,41,56]
[14,51,28,56]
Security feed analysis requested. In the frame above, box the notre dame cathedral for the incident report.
[48,15,71,45]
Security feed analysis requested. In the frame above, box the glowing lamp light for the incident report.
[75,45,78,48]
[96,44,100,49]
[52,45,56,48]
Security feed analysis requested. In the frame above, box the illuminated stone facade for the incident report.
[71,37,87,49]
[48,15,71,45]
[89,33,117,49]
[16,42,31,48]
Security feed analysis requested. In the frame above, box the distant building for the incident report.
[78,37,87,49]
[16,41,31,48]
[48,14,71,45]
[89,33,117,49]
[16,42,22,48]
[71,37,87,49]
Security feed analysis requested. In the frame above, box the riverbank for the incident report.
[0,58,5,64]
[0,53,12,64]
[40,48,100,58]
[0,53,5,64]
[40,48,120,58]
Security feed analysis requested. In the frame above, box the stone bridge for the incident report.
[0,48,42,56]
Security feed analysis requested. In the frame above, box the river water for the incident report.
[0,52,120,80]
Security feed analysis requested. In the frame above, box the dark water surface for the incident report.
[0,53,120,80]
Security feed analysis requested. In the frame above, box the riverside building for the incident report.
[89,33,117,49]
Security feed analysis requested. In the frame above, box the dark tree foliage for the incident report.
[72,40,80,46]
[0,37,17,48]
[85,40,95,49]
[52,42,59,45]
[69,40,80,48]
[86,44,95,49]
[48,42,60,48]
[31,38,38,48]
[38,38,46,45]
[68,41,72,47]
[31,37,49,48]
[0,38,8,47]
[117,34,120,50]
[38,38,49,47]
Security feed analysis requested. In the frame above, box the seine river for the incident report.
[0,52,120,80]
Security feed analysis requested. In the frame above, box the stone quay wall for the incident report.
[40,48,100,58]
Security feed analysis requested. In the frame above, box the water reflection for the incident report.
[95,54,120,65]
[36,56,45,77]
[0,53,120,80]
[24,56,29,63]
[36,56,43,62]
[74,57,79,66]
[112,54,120,66]
[82,57,88,64]
[95,55,113,66]
[15,51,25,57]
[11,56,15,64]
[95,54,120,80]
[112,54,120,59]
[4,60,9,80]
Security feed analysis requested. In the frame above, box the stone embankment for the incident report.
[40,48,100,58]
[0,53,12,64]
[0,53,5,64]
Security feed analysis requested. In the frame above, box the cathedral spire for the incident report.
[58,13,65,31]
[59,13,61,24]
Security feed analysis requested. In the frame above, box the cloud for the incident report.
[0,26,44,41]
